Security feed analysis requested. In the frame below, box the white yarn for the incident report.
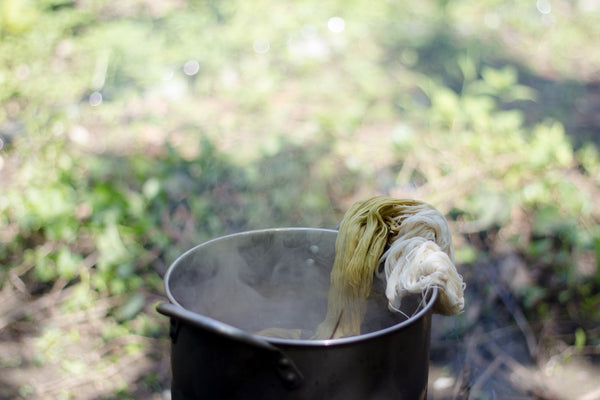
[379,209,465,316]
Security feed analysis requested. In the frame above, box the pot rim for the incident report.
[163,227,438,347]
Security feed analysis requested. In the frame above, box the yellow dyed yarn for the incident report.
[313,196,463,340]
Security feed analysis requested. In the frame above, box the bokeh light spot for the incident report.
[328,17,345,33]
[253,39,270,54]
[183,60,200,76]
[89,92,102,106]
[536,0,551,14]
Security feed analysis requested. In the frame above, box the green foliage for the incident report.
[383,43,599,324]
[0,0,39,35]
[1,1,599,396]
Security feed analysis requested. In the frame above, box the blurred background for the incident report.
[0,0,599,399]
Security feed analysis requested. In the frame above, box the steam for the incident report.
[167,229,424,339]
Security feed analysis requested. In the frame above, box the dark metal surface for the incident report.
[158,228,436,400]
[156,302,304,390]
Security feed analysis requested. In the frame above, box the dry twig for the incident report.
[483,266,538,360]
[486,342,565,400]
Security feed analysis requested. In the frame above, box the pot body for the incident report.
[159,228,435,400]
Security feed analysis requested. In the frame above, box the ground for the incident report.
[1,248,599,400]
[1,1,599,398]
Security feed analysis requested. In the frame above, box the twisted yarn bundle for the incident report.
[313,196,464,339]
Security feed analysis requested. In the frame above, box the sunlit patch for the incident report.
[536,0,551,14]
[183,60,200,76]
[433,376,455,391]
[253,39,270,54]
[578,0,600,12]
[69,125,90,146]
[161,68,174,81]
[328,17,345,33]
[219,66,239,88]
[89,92,102,106]
[484,13,500,29]
[287,24,330,60]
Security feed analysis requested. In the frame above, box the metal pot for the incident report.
[157,228,436,399]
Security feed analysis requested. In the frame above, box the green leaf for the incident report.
[574,327,586,348]
[454,245,478,264]
[113,293,146,322]
[56,247,83,281]
[142,178,161,200]
[481,66,518,92]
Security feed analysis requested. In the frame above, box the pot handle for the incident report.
[156,302,304,389]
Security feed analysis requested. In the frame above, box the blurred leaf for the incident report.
[96,224,129,270]
[431,87,460,126]
[457,53,478,84]
[533,204,572,237]
[56,247,82,281]
[481,65,518,92]
[577,143,600,179]
[0,0,38,34]
[503,84,537,102]
[574,327,586,348]
[454,244,477,264]
[529,121,573,168]
[113,293,146,322]
[142,178,161,200]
